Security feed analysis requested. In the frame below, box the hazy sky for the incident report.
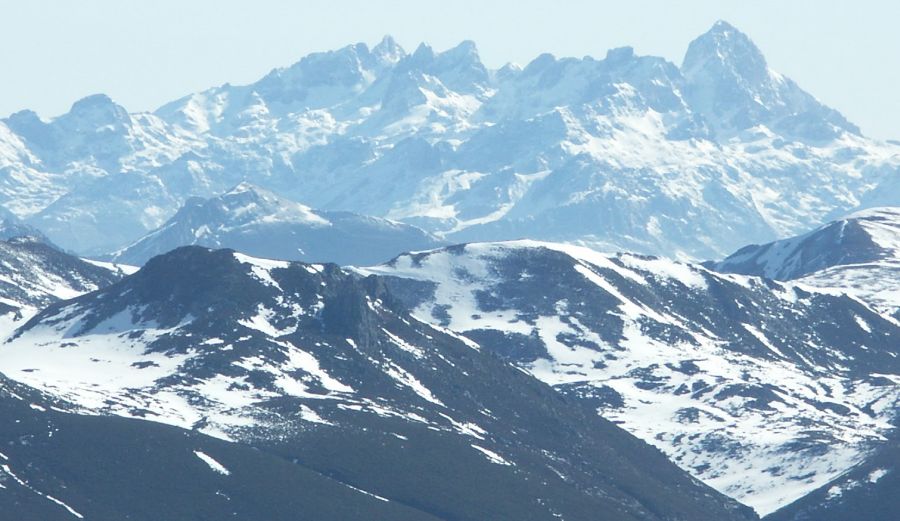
[2,0,898,139]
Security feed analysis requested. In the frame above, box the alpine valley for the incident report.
[0,18,898,521]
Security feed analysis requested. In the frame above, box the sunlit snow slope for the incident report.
[360,240,900,515]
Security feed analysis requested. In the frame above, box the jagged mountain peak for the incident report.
[4,108,46,127]
[69,92,118,109]
[710,18,739,31]
[270,46,367,78]
[394,40,490,95]
[495,61,522,81]
[1,110,50,156]
[408,42,436,64]
[477,43,686,126]
[442,39,479,57]
[402,40,482,67]
[250,42,377,110]
[371,34,406,64]
[63,93,131,124]
[691,20,760,49]
[681,20,859,141]
[604,45,636,63]
[432,40,490,94]
[521,52,558,75]
[683,20,767,86]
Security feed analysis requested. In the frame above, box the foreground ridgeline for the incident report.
[0,246,756,521]
[0,22,897,261]
[0,373,442,521]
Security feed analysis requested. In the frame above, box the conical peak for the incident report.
[372,34,406,62]
[682,20,767,74]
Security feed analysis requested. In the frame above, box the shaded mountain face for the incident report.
[0,211,53,244]
[764,433,900,521]
[358,241,900,515]
[0,246,757,521]
[1,22,897,258]
[712,207,900,317]
[108,183,444,266]
[0,374,440,521]
[0,237,127,334]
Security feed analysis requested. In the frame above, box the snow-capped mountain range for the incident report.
[359,241,900,515]
[1,16,899,521]
[108,182,443,266]
[1,21,898,260]
[0,246,756,521]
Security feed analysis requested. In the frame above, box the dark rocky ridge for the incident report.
[4,245,758,521]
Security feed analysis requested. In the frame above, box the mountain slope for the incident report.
[0,22,897,258]
[0,237,129,338]
[0,373,442,521]
[713,207,900,317]
[109,183,444,266]
[0,246,756,521]
[0,209,53,244]
[358,240,900,515]
[765,433,900,521]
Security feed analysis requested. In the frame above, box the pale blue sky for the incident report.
[2,0,898,139]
